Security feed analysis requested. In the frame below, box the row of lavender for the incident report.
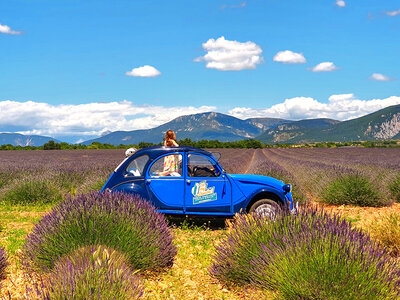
[0,150,124,205]
[0,148,399,207]
[219,148,400,206]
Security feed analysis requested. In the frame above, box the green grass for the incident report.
[5,229,26,254]
[0,205,45,256]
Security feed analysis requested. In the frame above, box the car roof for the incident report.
[134,145,212,159]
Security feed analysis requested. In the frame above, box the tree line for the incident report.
[0,138,399,151]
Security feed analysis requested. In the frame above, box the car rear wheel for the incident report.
[249,199,281,219]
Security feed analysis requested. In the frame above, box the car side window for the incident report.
[125,155,149,177]
[149,154,183,177]
[187,154,220,177]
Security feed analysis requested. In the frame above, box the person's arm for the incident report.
[172,140,179,147]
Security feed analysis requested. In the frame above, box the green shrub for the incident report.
[389,175,400,202]
[23,192,177,272]
[0,172,14,189]
[321,174,388,207]
[2,179,62,205]
[45,246,143,299]
[367,212,400,256]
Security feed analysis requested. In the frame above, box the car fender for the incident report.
[109,180,149,201]
[242,187,289,212]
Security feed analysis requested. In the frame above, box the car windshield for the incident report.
[125,155,149,176]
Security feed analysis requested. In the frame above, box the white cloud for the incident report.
[369,73,391,82]
[194,36,263,71]
[336,1,346,8]
[125,65,161,77]
[273,50,306,64]
[0,100,215,139]
[0,23,22,35]
[229,94,400,121]
[310,62,339,72]
[386,9,400,16]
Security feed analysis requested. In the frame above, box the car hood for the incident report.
[229,174,284,188]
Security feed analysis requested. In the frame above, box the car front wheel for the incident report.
[249,199,281,219]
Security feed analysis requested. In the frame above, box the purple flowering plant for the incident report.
[0,246,8,283]
[321,173,391,207]
[22,191,177,272]
[211,206,400,299]
[37,245,144,299]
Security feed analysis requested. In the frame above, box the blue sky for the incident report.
[1,0,400,142]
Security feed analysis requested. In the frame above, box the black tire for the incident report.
[249,199,281,219]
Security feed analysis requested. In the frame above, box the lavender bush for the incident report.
[211,206,400,299]
[22,191,177,272]
[321,173,390,207]
[39,245,143,299]
[3,178,63,205]
[0,247,8,283]
[389,175,400,202]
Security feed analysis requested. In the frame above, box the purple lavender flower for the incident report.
[22,191,177,272]
[0,246,8,282]
[211,205,400,298]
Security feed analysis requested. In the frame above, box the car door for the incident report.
[145,152,185,212]
[185,153,232,213]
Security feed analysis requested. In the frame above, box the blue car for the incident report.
[101,146,297,217]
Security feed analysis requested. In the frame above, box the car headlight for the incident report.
[283,184,292,193]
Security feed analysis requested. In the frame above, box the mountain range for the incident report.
[258,104,400,143]
[0,133,61,147]
[1,105,400,146]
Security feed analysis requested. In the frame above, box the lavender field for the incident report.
[219,147,400,205]
[0,147,399,206]
[0,148,400,298]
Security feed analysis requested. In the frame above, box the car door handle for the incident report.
[186,180,191,184]
[146,179,151,184]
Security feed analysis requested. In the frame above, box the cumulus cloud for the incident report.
[0,23,22,35]
[0,100,215,140]
[310,62,339,72]
[386,9,400,16]
[125,65,161,77]
[335,1,346,8]
[194,36,263,71]
[273,50,306,64]
[229,94,400,121]
[369,73,391,82]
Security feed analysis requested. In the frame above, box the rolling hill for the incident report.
[257,104,400,143]
[82,112,290,145]
[2,105,399,146]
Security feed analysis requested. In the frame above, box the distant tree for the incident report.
[138,142,156,149]
[43,140,61,150]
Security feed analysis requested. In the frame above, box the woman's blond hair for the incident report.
[165,130,177,146]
